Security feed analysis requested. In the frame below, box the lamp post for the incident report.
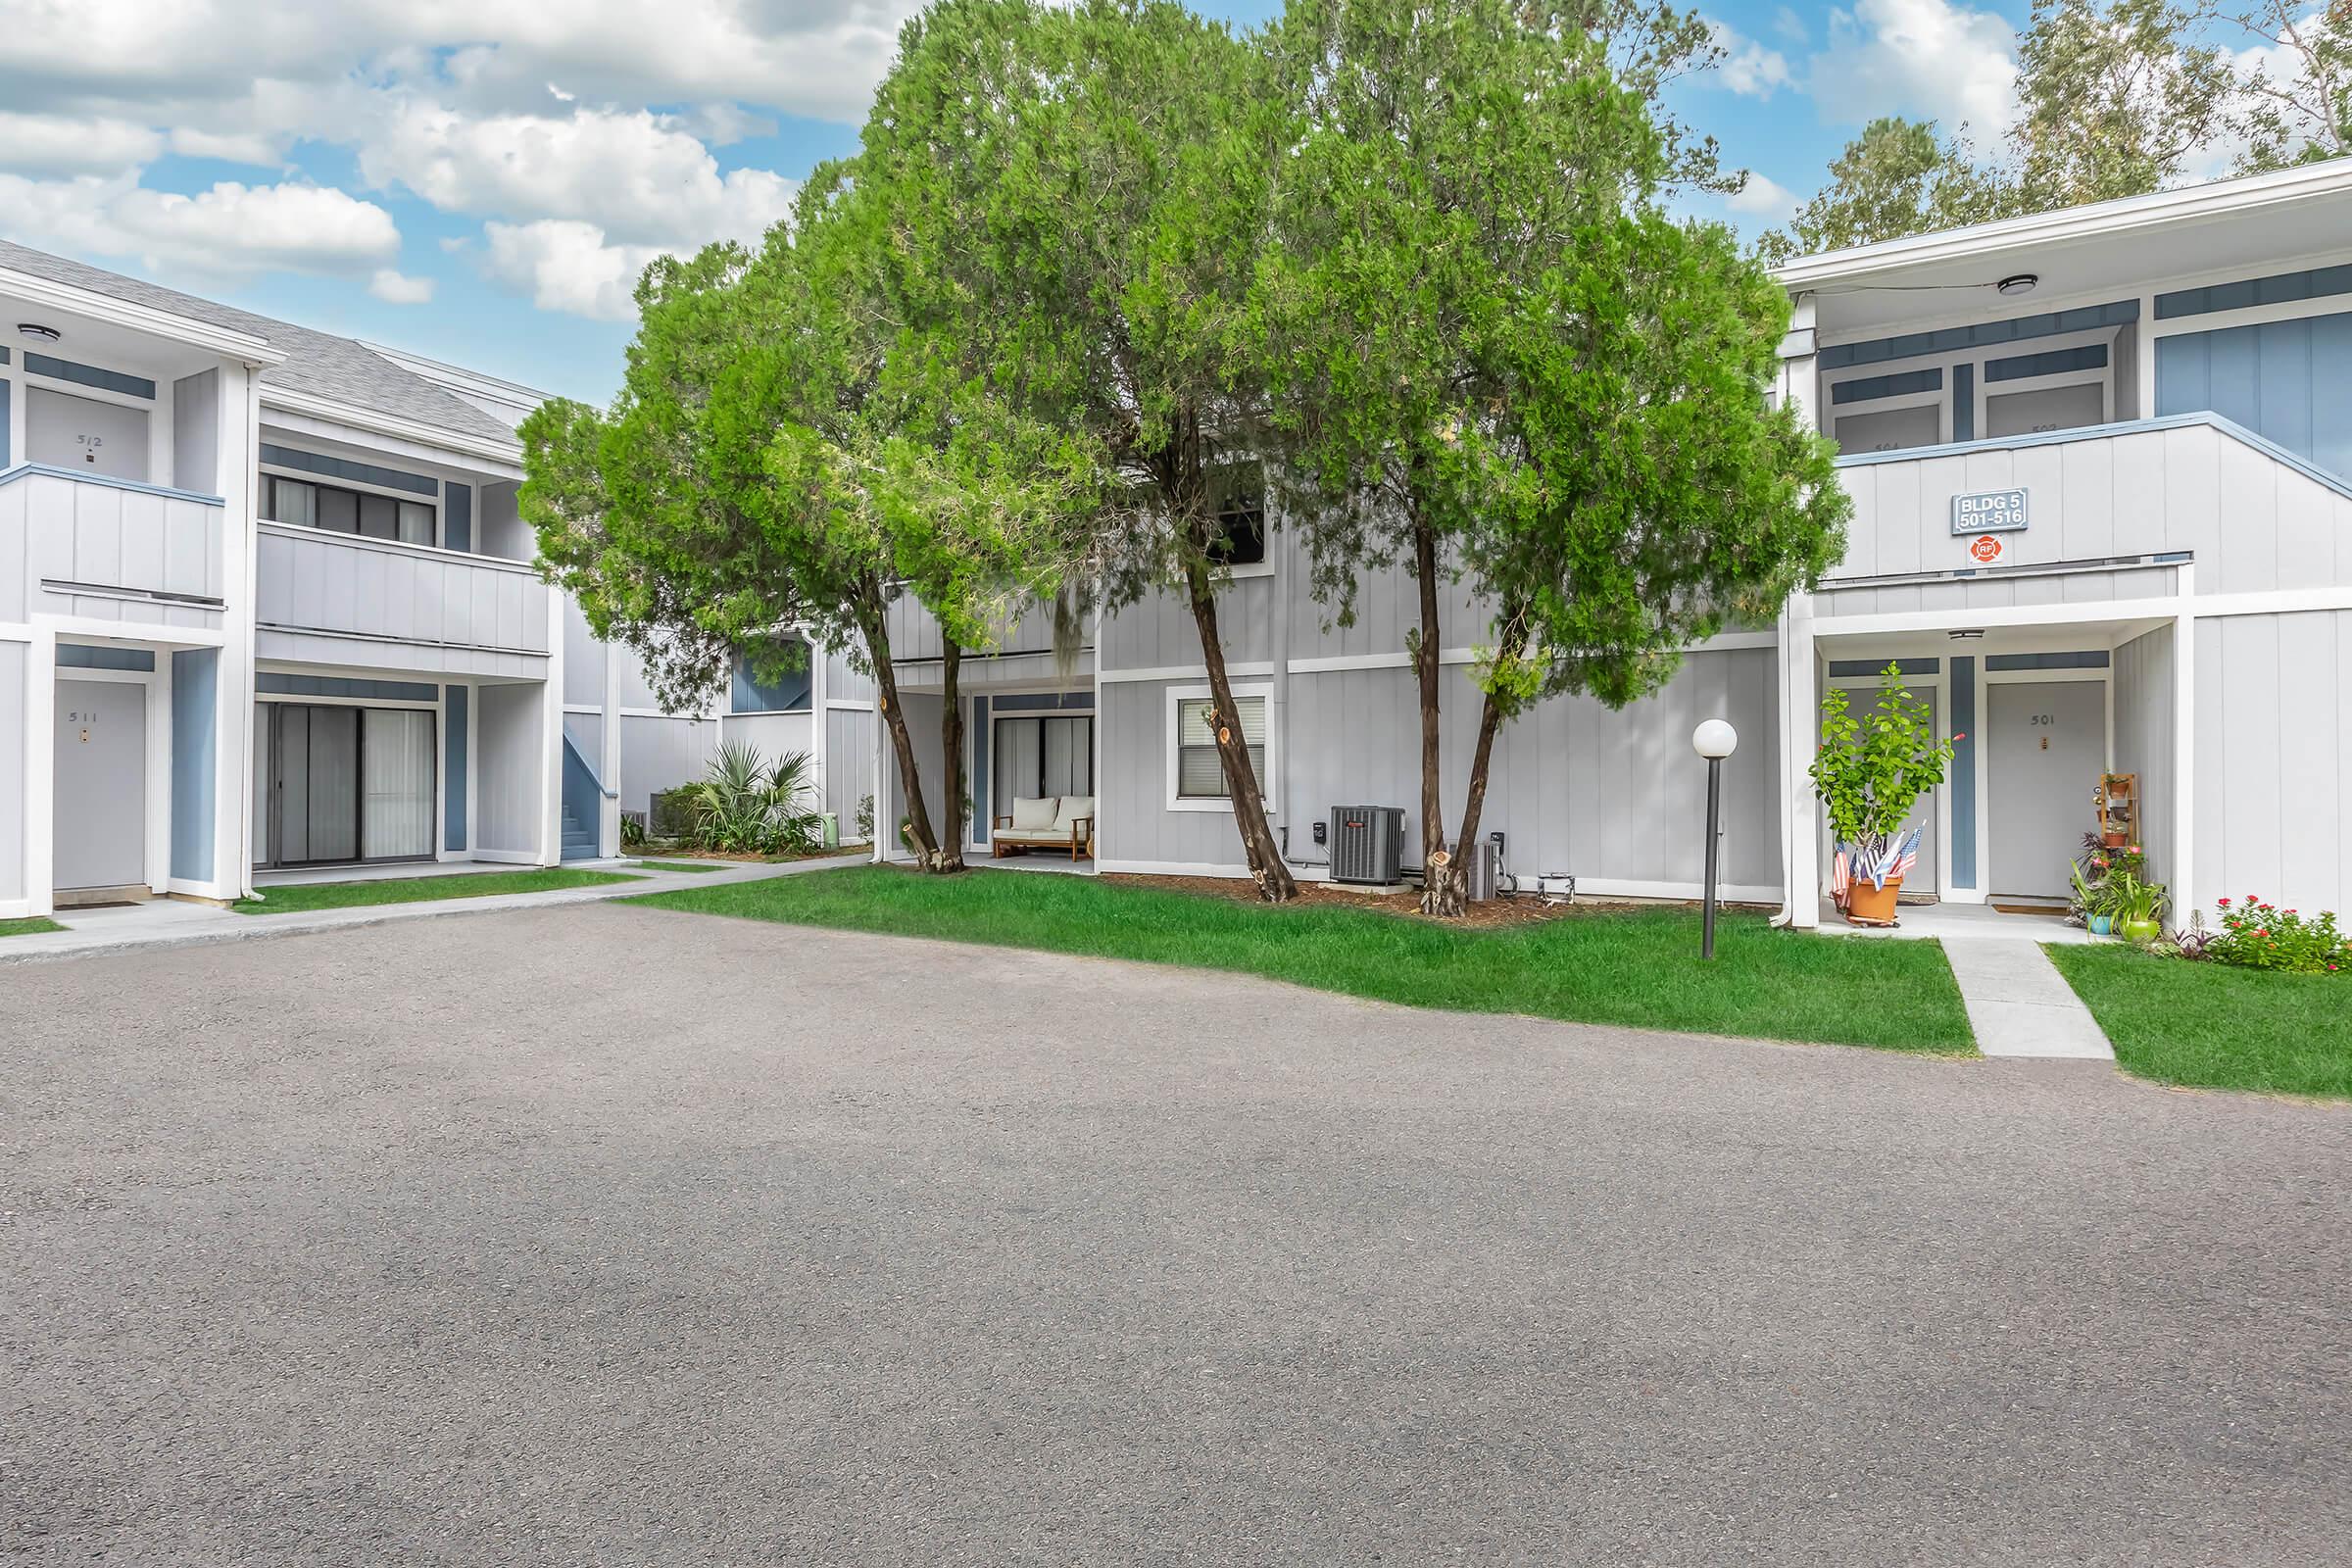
[1691,719,1738,959]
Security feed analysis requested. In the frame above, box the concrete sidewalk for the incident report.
[1941,936,2117,1059]
[0,852,869,965]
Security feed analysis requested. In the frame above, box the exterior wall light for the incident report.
[1691,719,1738,958]
[1994,274,2039,298]
[17,322,61,342]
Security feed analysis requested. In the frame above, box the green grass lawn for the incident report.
[2046,944,2352,1099]
[0,916,66,938]
[634,866,1975,1052]
[631,858,726,873]
[236,867,641,914]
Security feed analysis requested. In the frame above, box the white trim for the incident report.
[1164,682,1276,814]
[2145,292,2352,341]
[2171,562,2197,916]
[1101,660,1275,685]
[260,385,523,471]
[26,626,55,917]
[1774,160,2352,288]
[255,689,441,711]
[469,847,539,866]
[255,518,537,574]
[0,265,283,363]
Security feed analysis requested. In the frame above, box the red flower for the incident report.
[2218,898,2230,907]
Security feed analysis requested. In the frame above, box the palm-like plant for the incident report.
[690,742,823,855]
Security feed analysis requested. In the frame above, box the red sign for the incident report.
[1968,533,2005,564]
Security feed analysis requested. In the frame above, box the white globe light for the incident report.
[1692,718,1738,760]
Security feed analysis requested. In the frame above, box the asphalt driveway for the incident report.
[5,902,2347,1565]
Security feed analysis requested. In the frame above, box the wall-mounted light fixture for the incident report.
[17,322,62,342]
[1994,274,2039,298]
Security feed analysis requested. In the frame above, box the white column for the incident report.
[217,362,260,900]
[1774,293,1824,928]
[599,624,620,858]
[24,627,56,917]
[2171,564,2197,920]
[807,633,828,829]
[540,585,564,866]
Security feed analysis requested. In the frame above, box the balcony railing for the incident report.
[255,522,549,657]
[0,464,226,626]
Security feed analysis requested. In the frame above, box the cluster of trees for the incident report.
[520,0,1849,914]
[1760,0,2352,262]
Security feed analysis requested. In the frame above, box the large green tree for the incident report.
[1262,0,1850,914]
[1755,118,2011,265]
[866,0,1303,898]
[2229,0,2352,170]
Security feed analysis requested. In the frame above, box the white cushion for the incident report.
[1053,795,1095,830]
[1011,796,1057,831]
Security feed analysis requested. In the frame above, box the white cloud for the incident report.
[1706,19,1795,98]
[1727,171,1799,218]
[1773,6,1810,44]
[1812,0,2022,134]
[0,172,401,281]
[0,112,164,175]
[480,219,666,320]
[359,101,798,249]
[368,268,436,304]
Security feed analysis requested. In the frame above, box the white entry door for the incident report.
[54,678,148,891]
[1987,681,2106,902]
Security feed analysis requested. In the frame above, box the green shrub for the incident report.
[687,742,822,856]
[2206,897,2349,974]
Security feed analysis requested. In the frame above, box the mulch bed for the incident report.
[1104,873,1768,930]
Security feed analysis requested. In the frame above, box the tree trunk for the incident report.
[936,639,967,872]
[1409,511,1453,916]
[1185,560,1298,902]
[1431,622,1523,917]
[861,595,940,867]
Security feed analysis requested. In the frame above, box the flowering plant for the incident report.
[2205,897,2349,974]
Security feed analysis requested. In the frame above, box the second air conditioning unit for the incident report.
[1329,805,1404,885]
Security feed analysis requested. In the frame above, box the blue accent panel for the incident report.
[0,377,9,466]
[1819,300,2138,370]
[1985,650,2110,671]
[445,482,472,552]
[444,685,469,853]
[1831,368,1942,405]
[2155,263,2352,319]
[1828,658,1941,677]
[0,346,9,364]
[259,443,440,497]
[989,691,1094,712]
[24,350,156,400]
[58,643,155,671]
[1832,412,2352,505]
[170,649,218,883]
[2154,312,2352,483]
[1949,657,1976,890]
[560,730,606,860]
[1984,343,2107,382]
[0,461,222,506]
[971,695,990,845]
[256,672,437,702]
[730,651,812,712]
[1951,363,1974,443]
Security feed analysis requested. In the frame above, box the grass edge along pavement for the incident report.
[630,859,727,873]
[2045,942,2352,1100]
[235,867,642,915]
[634,865,1976,1053]
[1,916,66,938]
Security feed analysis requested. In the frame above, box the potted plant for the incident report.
[1811,664,1957,925]
[2070,860,2115,936]
[2110,868,2168,944]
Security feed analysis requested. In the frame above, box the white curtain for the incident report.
[362,709,435,858]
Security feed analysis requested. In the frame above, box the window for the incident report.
[265,475,435,546]
[730,648,813,713]
[1207,468,1266,566]
[1175,693,1267,801]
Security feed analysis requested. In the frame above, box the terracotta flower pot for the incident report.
[1845,876,1903,924]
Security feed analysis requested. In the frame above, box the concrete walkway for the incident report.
[1941,936,2116,1059]
[0,851,869,965]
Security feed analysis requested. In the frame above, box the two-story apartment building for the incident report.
[0,241,577,917]
[865,158,2352,931]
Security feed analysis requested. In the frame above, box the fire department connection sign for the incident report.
[1950,487,2029,534]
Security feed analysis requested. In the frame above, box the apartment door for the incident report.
[54,679,147,891]
[1986,681,2106,902]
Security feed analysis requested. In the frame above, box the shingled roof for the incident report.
[0,239,524,452]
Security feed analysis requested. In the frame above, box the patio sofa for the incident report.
[994,795,1094,859]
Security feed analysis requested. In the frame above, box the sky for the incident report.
[0,0,2043,404]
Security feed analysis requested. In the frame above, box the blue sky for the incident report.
[0,0,2036,404]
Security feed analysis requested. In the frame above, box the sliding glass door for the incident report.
[268,704,436,866]
[993,713,1093,808]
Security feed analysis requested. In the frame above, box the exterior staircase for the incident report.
[560,801,597,860]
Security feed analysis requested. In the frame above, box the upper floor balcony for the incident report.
[0,464,227,631]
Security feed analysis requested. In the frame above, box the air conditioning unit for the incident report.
[1329,806,1404,885]
[1465,837,1501,903]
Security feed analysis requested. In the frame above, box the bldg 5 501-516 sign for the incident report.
[1950,488,2029,534]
